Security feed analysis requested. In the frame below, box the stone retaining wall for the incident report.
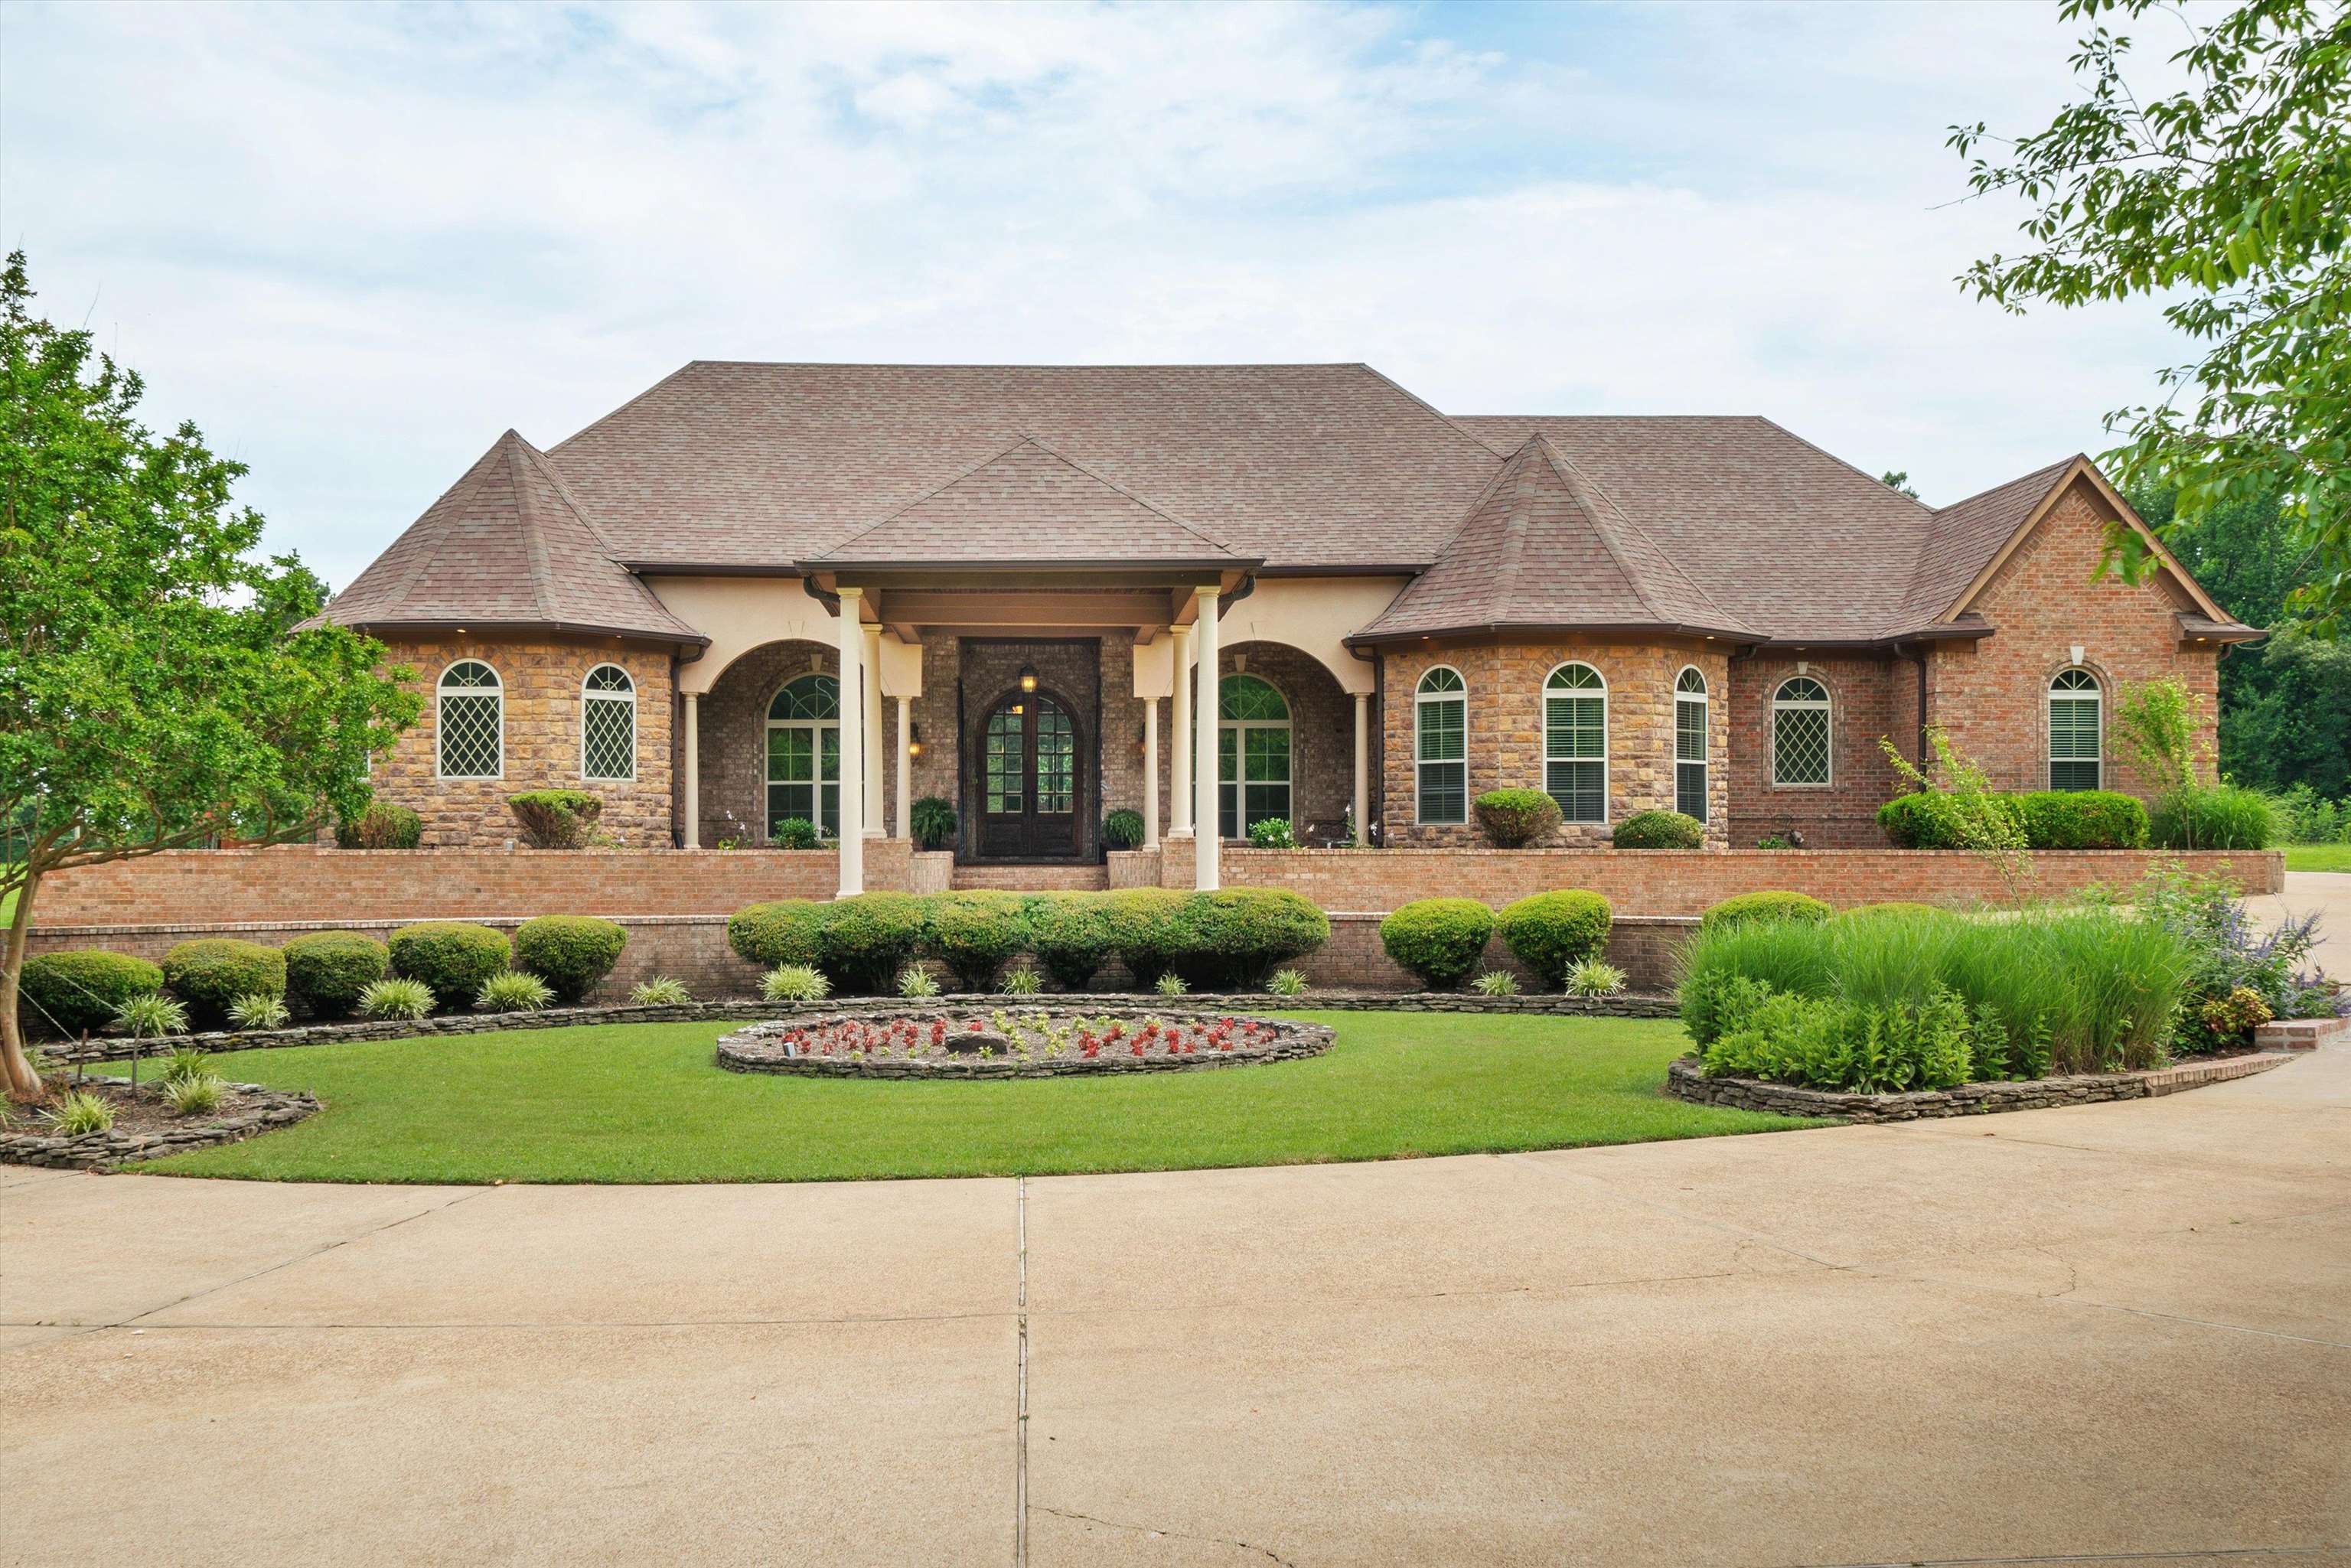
[715,1009,1337,1079]
[1663,1051,2289,1123]
[1,1079,319,1169]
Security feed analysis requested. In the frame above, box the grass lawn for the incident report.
[135,1011,1820,1184]
[2284,843,2351,874]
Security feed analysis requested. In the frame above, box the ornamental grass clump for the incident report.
[357,977,434,1022]
[1154,972,1189,996]
[761,964,831,1002]
[1471,970,1521,996]
[896,966,942,999]
[999,966,1043,996]
[629,976,692,1006]
[1265,968,1309,997]
[227,993,290,1031]
[44,1090,114,1136]
[159,1048,212,1086]
[163,1073,227,1117]
[112,992,190,1041]
[477,971,556,1012]
[1566,958,1627,997]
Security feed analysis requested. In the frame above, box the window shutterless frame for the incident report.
[1218,673,1292,839]
[1769,676,1832,788]
[765,673,841,840]
[1541,662,1608,824]
[1674,666,1708,822]
[435,660,504,780]
[580,663,637,782]
[2048,667,2103,791]
[1414,666,1468,825]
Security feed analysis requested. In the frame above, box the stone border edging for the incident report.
[716,1008,1335,1079]
[2,1077,321,1170]
[1662,1051,2291,1123]
[46,989,1678,1064]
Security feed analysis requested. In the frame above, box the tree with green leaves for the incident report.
[1952,0,2351,633]
[1880,470,1921,500]
[0,250,418,1098]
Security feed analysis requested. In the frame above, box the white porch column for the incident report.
[895,696,912,840]
[862,623,885,837]
[1142,696,1159,848]
[1352,691,1369,847]
[835,588,866,895]
[682,691,700,849]
[1192,586,1220,890]
[1169,623,1193,836]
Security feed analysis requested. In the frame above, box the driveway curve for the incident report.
[6,1045,2347,1567]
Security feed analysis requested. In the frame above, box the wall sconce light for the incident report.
[908,723,924,758]
[1136,722,1148,754]
[1019,664,1039,693]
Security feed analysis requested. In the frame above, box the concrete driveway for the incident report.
[2265,869,2351,974]
[6,1048,2348,1567]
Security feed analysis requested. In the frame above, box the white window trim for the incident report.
[765,675,841,842]
[1218,674,1293,839]
[1769,675,1834,790]
[2048,667,2105,791]
[580,663,638,783]
[435,659,504,781]
[1541,661,1610,826]
[1414,665,1469,826]
[1674,665,1708,823]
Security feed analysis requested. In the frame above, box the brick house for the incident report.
[311,362,2257,893]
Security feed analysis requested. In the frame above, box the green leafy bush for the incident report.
[1612,810,1704,849]
[227,993,290,1030]
[1379,898,1496,990]
[817,893,927,993]
[1702,986,1978,1094]
[508,789,604,849]
[1028,893,1112,991]
[1101,809,1146,850]
[1495,890,1612,987]
[477,971,555,1012]
[1877,790,2030,849]
[17,950,162,1038]
[1246,817,1299,848]
[1170,887,1330,989]
[1473,788,1561,848]
[161,938,287,1029]
[762,963,830,1002]
[387,922,511,1009]
[164,1073,227,1116]
[358,977,434,1021]
[630,976,692,1006]
[897,965,942,999]
[513,915,628,1002]
[282,931,389,1019]
[924,891,1032,990]
[44,1090,114,1136]
[1699,891,1832,931]
[771,817,822,850]
[910,797,957,851]
[2011,790,2150,849]
[1101,888,1194,987]
[1265,967,1309,997]
[727,900,827,969]
[334,801,422,849]
[2150,784,2278,849]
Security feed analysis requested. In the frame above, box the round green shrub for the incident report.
[910,797,957,851]
[923,891,1032,990]
[1245,817,1299,848]
[817,892,927,993]
[1028,892,1113,991]
[161,938,287,1028]
[1700,891,1834,931]
[2150,784,2278,850]
[2014,790,2149,849]
[1172,887,1331,989]
[1473,788,1561,848]
[1101,809,1146,850]
[1379,898,1497,990]
[507,789,604,849]
[513,915,628,1002]
[770,817,822,850]
[1495,890,1613,986]
[334,801,422,849]
[387,921,511,1009]
[727,899,827,969]
[1612,810,1704,849]
[1877,790,2028,849]
[1101,888,1193,987]
[17,950,162,1038]
[282,931,389,1019]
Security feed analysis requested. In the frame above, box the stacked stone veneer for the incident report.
[1665,1051,2287,1123]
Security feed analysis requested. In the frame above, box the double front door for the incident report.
[975,689,1081,859]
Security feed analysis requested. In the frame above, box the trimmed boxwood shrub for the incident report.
[334,801,422,849]
[924,891,1032,990]
[1101,809,1146,851]
[1379,898,1496,990]
[726,899,828,969]
[1101,888,1195,988]
[388,921,511,1009]
[1700,891,1833,931]
[514,915,628,1002]
[1612,810,1704,849]
[817,892,927,993]
[1473,788,1561,848]
[508,789,603,849]
[1495,890,1612,987]
[1170,887,1331,989]
[17,950,162,1038]
[282,931,389,1019]
[2013,791,2149,849]
[1029,892,1112,991]
[161,938,287,1028]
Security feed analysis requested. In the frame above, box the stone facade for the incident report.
[375,637,675,847]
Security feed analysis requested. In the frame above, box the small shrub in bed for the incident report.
[817,893,927,994]
[113,992,190,1041]
[227,993,290,1030]
[1028,893,1112,991]
[18,950,161,1038]
[1101,809,1146,850]
[1246,817,1299,848]
[910,796,958,851]
[762,963,830,1002]
[283,931,388,1019]
[1877,790,2027,849]
[1472,970,1520,996]
[1154,971,1189,996]
[1102,888,1193,987]
[924,891,1032,991]
[164,1073,227,1116]
[1473,788,1560,848]
[477,971,555,1012]
[1265,967,1309,997]
[896,966,942,999]
[2012,790,2149,849]
[727,900,827,970]
[513,915,628,1002]
[1698,891,1831,932]
[1495,890,1612,986]
[1611,810,1704,849]
[387,921,510,1009]
[508,788,604,849]
[769,817,822,850]
[1567,958,1627,997]
[999,965,1043,996]
[359,977,433,1021]
[630,976,692,1006]
[334,801,422,849]
[44,1090,114,1136]
[1380,898,1495,991]
[161,938,287,1029]
[160,1048,212,1086]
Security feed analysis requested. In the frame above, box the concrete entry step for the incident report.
[949,862,1110,893]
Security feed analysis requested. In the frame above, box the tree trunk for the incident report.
[2,870,43,1101]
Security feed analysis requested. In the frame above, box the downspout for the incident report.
[1913,644,1931,768]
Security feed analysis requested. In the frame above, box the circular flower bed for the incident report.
[714,1006,1335,1079]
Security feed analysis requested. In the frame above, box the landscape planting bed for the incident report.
[1664,1050,2294,1123]
[716,1006,1335,1079]
[1,1075,319,1170]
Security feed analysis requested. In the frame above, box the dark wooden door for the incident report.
[975,690,1081,859]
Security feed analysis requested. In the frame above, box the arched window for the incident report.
[1218,674,1291,839]
[436,660,503,779]
[1543,663,1607,824]
[1674,667,1709,822]
[2049,668,2103,791]
[1415,667,1468,824]
[766,673,840,840]
[1771,676,1831,787]
[581,664,637,781]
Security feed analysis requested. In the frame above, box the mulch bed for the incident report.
[2,1074,320,1170]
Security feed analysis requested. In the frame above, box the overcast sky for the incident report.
[4,0,2196,589]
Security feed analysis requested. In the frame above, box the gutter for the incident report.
[1345,619,1756,650]
[339,617,710,650]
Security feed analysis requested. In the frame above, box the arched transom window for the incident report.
[2049,667,2103,791]
[767,673,840,840]
[581,664,637,781]
[1771,676,1832,787]
[436,660,503,780]
[1674,667,1709,822]
[1415,667,1467,825]
[1543,663,1607,824]
[1218,674,1292,839]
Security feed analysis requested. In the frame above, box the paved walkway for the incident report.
[6,1048,2349,1566]
[2265,869,2351,975]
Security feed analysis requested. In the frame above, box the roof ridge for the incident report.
[1886,455,2080,638]
[370,438,506,621]
[503,432,560,623]
[547,363,701,458]
[1349,364,1529,459]
[1017,432,1239,553]
[1535,435,1753,635]
[1929,454,2080,516]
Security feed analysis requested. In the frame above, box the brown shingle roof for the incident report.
[313,430,704,644]
[1354,436,1756,642]
[1899,456,2077,627]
